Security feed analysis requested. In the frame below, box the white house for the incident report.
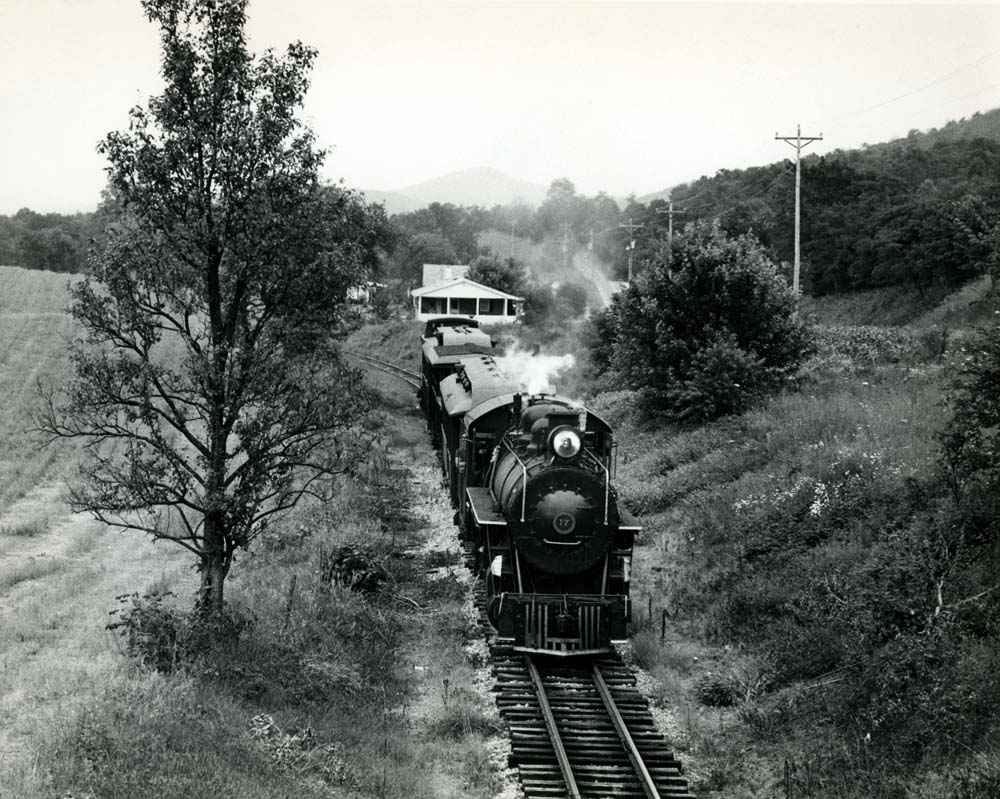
[411,270,523,325]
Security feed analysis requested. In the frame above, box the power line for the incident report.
[656,201,685,251]
[819,45,1000,126]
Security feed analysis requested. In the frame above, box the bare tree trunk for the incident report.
[199,513,229,614]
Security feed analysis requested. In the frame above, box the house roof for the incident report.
[410,277,524,301]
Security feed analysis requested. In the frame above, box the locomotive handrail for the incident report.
[501,438,529,522]
[582,449,610,524]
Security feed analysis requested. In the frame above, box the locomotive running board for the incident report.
[466,487,507,527]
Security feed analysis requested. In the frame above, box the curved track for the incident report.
[344,350,421,390]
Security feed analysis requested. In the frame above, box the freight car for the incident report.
[420,317,639,656]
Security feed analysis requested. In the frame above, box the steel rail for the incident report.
[344,351,421,389]
[591,662,662,799]
[525,655,582,799]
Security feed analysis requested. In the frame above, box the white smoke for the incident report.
[494,345,576,395]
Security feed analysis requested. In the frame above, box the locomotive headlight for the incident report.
[550,427,582,458]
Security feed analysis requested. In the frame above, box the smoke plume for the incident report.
[494,344,576,395]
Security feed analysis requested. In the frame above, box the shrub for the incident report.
[603,221,812,421]
[555,281,589,317]
[319,545,389,594]
[940,320,1000,503]
[108,592,184,673]
[108,592,250,675]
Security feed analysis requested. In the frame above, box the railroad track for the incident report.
[465,544,695,798]
[344,350,421,390]
[494,648,695,799]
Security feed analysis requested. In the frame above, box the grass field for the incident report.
[0,266,195,794]
[0,266,80,512]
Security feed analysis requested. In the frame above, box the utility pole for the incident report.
[657,200,685,252]
[618,218,644,282]
[775,124,823,312]
[560,222,573,269]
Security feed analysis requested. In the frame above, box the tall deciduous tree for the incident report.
[465,252,528,297]
[40,0,389,612]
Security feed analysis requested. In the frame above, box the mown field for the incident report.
[0,266,195,793]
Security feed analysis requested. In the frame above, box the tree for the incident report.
[390,231,457,286]
[555,281,588,317]
[601,221,810,421]
[465,252,528,297]
[39,0,389,613]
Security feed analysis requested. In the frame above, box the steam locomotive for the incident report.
[420,316,639,656]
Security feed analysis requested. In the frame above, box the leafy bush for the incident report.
[599,221,812,421]
[108,592,250,674]
[320,545,389,594]
[940,320,1000,503]
[108,592,184,673]
[555,281,589,316]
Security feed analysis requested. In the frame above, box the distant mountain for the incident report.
[391,167,548,210]
[358,189,426,216]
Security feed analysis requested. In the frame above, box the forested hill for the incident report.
[659,108,1000,297]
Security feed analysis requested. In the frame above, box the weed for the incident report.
[0,517,49,536]
[0,555,66,590]
[427,686,502,739]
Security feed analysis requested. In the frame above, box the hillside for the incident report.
[617,106,1000,301]
[582,275,1000,797]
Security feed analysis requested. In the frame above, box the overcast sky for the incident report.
[2,0,999,214]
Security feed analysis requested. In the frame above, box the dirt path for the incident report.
[392,424,522,799]
[573,249,617,308]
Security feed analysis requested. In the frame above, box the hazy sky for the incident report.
[2,1,1000,214]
